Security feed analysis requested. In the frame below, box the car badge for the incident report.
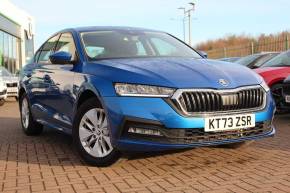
[219,79,229,87]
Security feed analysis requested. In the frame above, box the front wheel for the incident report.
[73,98,120,167]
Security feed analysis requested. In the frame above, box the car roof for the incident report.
[57,26,163,34]
[254,52,279,56]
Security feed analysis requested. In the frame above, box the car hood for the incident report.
[90,58,263,89]
[1,76,18,83]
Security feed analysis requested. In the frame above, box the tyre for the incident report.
[73,97,120,167]
[20,93,43,135]
[219,141,253,149]
[0,99,4,106]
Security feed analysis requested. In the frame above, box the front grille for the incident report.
[172,86,266,115]
[6,83,17,87]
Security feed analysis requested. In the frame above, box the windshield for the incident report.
[81,31,202,60]
[0,67,12,77]
[236,54,262,66]
[252,53,279,68]
[262,51,290,67]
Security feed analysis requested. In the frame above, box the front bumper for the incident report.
[103,92,275,151]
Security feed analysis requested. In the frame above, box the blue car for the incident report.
[19,27,275,166]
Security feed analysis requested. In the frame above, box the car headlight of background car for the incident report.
[0,80,5,88]
[114,83,176,97]
[260,80,270,92]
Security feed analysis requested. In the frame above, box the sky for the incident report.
[10,0,290,49]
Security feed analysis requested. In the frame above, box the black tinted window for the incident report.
[38,35,59,63]
[55,33,77,61]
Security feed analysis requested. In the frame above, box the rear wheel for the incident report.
[73,98,120,166]
[20,94,43,135]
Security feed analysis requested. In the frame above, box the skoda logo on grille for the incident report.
[219,79,229,87]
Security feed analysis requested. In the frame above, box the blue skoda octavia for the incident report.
[19,27,275,166]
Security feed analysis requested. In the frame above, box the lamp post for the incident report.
[178,7,186,42]
[178,2,195,46]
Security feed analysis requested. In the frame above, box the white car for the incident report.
[0,79,7,106]
[0,67,18,100]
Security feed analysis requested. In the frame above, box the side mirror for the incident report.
[49,51,72,64]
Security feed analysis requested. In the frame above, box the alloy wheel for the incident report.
[79,108,113,158]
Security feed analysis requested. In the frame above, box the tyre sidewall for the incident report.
[20,94,31,132]
[19,93,43,135]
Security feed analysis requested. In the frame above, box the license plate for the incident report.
[286,95,290,103]
[204,114,255,132]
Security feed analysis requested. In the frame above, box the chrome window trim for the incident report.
[171,85,267,117]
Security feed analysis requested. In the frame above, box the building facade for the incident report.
[0,0,35,73]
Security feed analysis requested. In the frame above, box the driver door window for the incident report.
[38,35,60,63]
[55,33,77,61]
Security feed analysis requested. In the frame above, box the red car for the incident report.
[255,50,290,110]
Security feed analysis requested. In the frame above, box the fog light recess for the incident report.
[128,127,163,136]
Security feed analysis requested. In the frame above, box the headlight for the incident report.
[260,80,270,92]
[0,81,5,87]
[114,83,176,97]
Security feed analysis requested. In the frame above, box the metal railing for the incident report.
[205,35,290,59]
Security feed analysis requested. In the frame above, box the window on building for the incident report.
[0,30,20,74]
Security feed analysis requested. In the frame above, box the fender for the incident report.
[72,79,112,124]
[73,81,101,118]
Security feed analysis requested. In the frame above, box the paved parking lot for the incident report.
[0,100,290,193]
